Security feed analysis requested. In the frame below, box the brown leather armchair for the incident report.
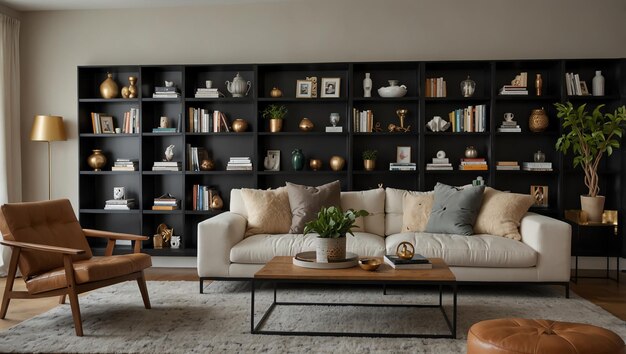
[0,199,152,336]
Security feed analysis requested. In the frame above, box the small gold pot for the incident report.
[232,118,248,132]
[299,118,314,132]
[269,118,283,133]
[330,156,345,171]
[87,149,107,171]
[309,159,322,171]
[270,87,283,98]
[529,108,549,132]
[363,159,376,171]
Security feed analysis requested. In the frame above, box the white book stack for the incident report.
[227,157,252,171]
[522,162,553,171]
[152,161,182,171]
[497,120,521,132]
[112,158,138,171]
[499,85,528,95]
[195,88,220,98]
[389,162,416,171]
[426,157,452,171]
[104,198,135,210]
[153,86,180,98]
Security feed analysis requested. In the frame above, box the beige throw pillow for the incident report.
[240,187,292,237]
[474,187,535,241]
[401,192,434,232]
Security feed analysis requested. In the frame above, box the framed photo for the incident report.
[530,185,548,207]
[321,77,340,98]
[296,80,312,98]
[396,146,411,163]
[264,150,280,171]
[580,81,590,96]
[100,116,114,134]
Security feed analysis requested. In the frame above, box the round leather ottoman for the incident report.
[467,318,625,354]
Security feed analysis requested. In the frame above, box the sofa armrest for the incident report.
[197,212,247,278]
[519,212,571,282]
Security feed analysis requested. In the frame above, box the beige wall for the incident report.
[19,0,626,205]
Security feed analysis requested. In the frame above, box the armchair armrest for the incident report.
[520,212,571,282]
[83,229,148,255]
[197,212,247,277]
[0,239,85,255]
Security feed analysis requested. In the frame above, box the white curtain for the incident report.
[0,12,21,276]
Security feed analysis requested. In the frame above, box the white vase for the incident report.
[316,236,347,263]
[363,73,372,98]
[592,70,604,96]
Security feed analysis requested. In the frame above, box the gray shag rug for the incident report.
[0,281,624,353]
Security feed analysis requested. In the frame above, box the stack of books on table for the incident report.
[459,158,488,170]
[152,195,179,210]
[194,88,220,98]
[384,254,432,269]
[496,161,520,170]
[522,162,553,171]
[152,161,182,171]
[226,157,252,171]
[104,199,135,210]
[499,85,528,96]
[152,86,180,99]
[389,162,416,171]
[497,120,521,133]
[111,158,137,171]
[426,157,452,171]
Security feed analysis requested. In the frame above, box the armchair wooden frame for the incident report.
[0,229,151,336]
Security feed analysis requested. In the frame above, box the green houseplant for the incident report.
[261,104,288,133]
[555,102,626,221]
[303,206,368,262]
[362,149,378,171]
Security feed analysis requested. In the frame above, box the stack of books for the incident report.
[192,184,214,211]
[384,254,432,269]
[496,161,520,170]
[459,158,488,170]
[104,199,135,210]
[522,162,553,171]
[194,88,220,98]
[389,162,416,171]
[499,85,528,95]
[112,158,137,171]
[426,156,452,171]
[226,157,252,171]
[153,86,180,99]
[352,109,373,133]
[152,194,179,210]
[497,119,521,132]
[152,161,182,171]
[425,77,447,97]
[565,73,591,96]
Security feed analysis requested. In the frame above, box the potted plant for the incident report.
[362,149,378,171]
[555,102,626,221]
[261,104,287,132]
[303,206,368,263]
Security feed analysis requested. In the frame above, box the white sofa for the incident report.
[197,188,571,294]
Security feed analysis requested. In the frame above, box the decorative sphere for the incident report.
[200,159,215,171]
[270,87,283,98]
[464,146,478,159]
[329,156,345,171]
[232,119,248,132]
[309,159,322,171]
[299,118,314,132]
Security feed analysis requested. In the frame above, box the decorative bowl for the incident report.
[358,258,382,271]
[378,85,407,98]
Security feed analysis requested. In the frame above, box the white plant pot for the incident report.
[580,195,605,222]
[316,236,347,263]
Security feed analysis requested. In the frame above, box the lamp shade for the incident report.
[30,115,67,142]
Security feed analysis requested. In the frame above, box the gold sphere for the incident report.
[299,118,314,132]
[232,119,248,132]
[270,87,283,98]
[329,156,345,171]
[309,159,322,171]
[87,149,107,171]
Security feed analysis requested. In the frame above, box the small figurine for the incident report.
[164,145,175,161]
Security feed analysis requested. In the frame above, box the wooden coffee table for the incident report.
[251,256,457,338]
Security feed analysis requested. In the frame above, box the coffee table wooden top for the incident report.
[255,256,456,283]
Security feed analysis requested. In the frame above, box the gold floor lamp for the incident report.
[30,115,67,200]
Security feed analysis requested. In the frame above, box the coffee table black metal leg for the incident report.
[453,283,457,339]
[250,279,255,333]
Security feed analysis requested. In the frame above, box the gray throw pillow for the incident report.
[425,183,485,235]
[286,180,341,233]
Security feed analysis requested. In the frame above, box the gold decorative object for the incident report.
[464,146,478,158]
[269,118,283,133]
[535,74,543,96]
[329,156,345,171]
[395,241,415,260]
[121,86,130,98]
[363,159,375,171]
[30,115,67,200]
[153,235,164,249]
[358,258,382,271]
[387,109,411,132]
[156,223,173,248]
[309,159,322,171]
[299,117,314,131]
[127,76,137,98]
[210,193,224,210]
[529,107,549,132]
[270,87,282,98]
[99,73,119,99]
[200,159,215,171]
[373,122,383,132]
[232,119,248,132]
[87,149,107,171]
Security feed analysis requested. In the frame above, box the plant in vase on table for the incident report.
[303,206,368,263]
[555,102,626,221]
[261,104,287,133]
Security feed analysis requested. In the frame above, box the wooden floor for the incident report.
[0,268,623,332]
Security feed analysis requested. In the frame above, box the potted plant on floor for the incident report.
[261,104,288,133]
[555,102,626,221]
[362,149,378,171]
[304,206,368,263]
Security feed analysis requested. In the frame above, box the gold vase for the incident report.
[299,118,314,132]
[329,156,345,171]
[210,194,224,210]
[363,159,376,171]
[529,108,549,132]
[309,159,322,171]
[100,73,119,99]
[232,119,248,132]
[87,149,107,171]
[270,87,282,98]
[269,118,283,133]
[128,76,137,98]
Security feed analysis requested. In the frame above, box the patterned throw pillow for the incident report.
[401,192,434,232]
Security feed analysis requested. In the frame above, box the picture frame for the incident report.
[296,80,312,98]
[321,77,340,98]
[580,81,590,96]
[100,116,115,134]
[396,146,411,163]
[264,150,281,171]
[530,185,548,207]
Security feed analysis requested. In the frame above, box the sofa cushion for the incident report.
[240,187,292,237]
[474,187,535,241]
[402,192,434,232]
[385,232,537,268]
[286,180,341,233]
[425,183,485,235]
[340,188,385,237]
[230,232,385,263]
[229,189,247,218]
[385,188,433,236]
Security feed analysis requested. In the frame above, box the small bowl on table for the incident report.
[358,258,382,271]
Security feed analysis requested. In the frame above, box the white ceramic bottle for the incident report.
[592,70,604,96]
[363,73,372,97]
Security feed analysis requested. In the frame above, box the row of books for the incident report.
[227,157,252,171]
[564,73,591,96]
[447,105,487,132]
[111,158,137,171]
[104,198,135,210]
[389,162,416,171]
[192,185,216,211]
[459,158,488,171]
[426,157,452,171]
[352,109,374,133]
[425,77,447,97]
[187,145,210,171]
[152,194,179,210]
[194,87,221,98]
[152,161,182,171]
[188,108,230,133]
[384,254,432,269]
[497,119,521,133]
[121,108,140,134]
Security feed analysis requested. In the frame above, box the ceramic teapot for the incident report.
[225,72,252,97]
